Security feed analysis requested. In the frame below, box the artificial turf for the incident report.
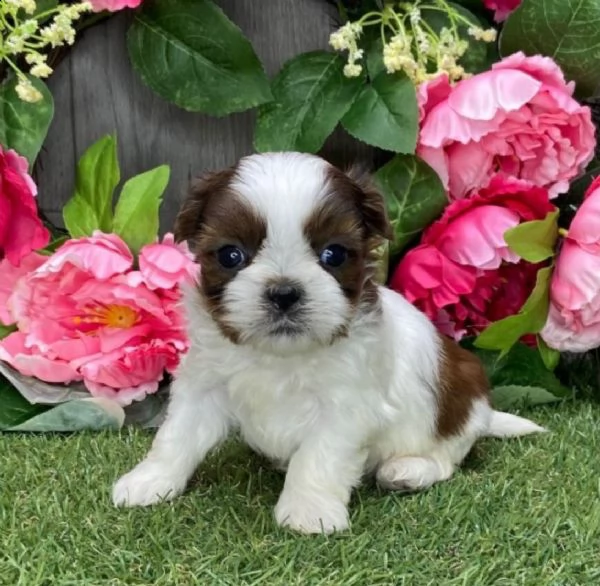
[1,401,599,585]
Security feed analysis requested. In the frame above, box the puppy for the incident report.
[113,152,545,534]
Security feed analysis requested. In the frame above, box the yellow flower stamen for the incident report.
[73,304,139,330]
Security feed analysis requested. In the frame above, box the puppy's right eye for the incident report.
[217,245,246,269]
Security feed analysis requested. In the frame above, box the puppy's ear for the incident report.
[346,165,394,241]
[174,168,235,245]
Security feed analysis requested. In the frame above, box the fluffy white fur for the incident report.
[112,153,545,534]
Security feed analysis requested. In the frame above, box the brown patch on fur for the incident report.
[174,167,267,343]
[436,335,491,438]
[303,167,392,311]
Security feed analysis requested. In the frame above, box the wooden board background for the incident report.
[35,0,378,234]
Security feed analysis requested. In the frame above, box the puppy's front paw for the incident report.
[112,460,186,507]
[274,491,349,534]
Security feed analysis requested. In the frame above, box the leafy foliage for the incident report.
[127,0,271,115]
[0,375,49,431]
[462,338,571,401]
[0,74,53,166]
[500,0,600,98]
[254,52,363,153]
[373,155,448,256]
[63,134,120,236]
[342,42,418,153]
[113,165,170,255]
[62,135,170,253]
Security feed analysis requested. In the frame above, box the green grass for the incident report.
[1,402,600,586]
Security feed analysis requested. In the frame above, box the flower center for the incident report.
[73,304,139,329]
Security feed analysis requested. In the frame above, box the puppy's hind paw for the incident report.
[112,460,186,507]
[376,456,449,492]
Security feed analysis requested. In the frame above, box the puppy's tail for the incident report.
[485,410,547,438]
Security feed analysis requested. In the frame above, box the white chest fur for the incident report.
[226,363,322,462]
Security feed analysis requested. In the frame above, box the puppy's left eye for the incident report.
[319,244,348,268]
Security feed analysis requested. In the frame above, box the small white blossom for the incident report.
[467,26,497,43]
[481,28,497,42]
[409,6,421,27]
[343,63,363,77]
[30,62,53,78]
[15,77,43,102]
[6,0,37,15]
[5,34,26,54]
[329,21,363,52]
[25,52,45,65]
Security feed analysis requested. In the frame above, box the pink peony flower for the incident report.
[0,233,198,405]
[138,233,198,290]
[390,175,555,339]
[0,252,46,325]
[417,53,596,200]
[483,0,521,22]
[541,177,600,352]
[0,146,49,266]
[43,231,133,279]
[89,0,142,12]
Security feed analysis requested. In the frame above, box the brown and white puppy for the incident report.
[112,152,545,533]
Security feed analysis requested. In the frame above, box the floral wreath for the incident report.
[0,0,598,431]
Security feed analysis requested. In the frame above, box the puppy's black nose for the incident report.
[267,284,302,312]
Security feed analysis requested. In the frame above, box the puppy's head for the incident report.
[176,152,392,355]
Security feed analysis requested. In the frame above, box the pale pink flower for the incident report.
[138,233,198,290]
[418,53,596,200]
[0,252,46,324]
[0,233,195,405]
[542,177,600,352]
[42,231,133,279]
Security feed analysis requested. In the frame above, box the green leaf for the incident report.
[37,235,69,256]
[113,165,170,255]
[421,2,492,74]
[63,193,102,238]
[7,398,125,432]
[461,338,571,398]
[475,265,553,353]
[63,134,120,236]
[254,51,364,153]
[373,155,448,256]
[0,74,54,165]
[504,210,559,263]
[123,389,169,428]
[537,335,561,371]
[341,68,418,153]
[491,385,564,410]
[0,375,50,431]
[0,324,17,339]
[500,0,600,98]
[127,0,271,115]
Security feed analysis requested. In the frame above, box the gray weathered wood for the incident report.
[35,0,376,234]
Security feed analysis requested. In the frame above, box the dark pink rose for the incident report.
[0,146,49,266]
[390,175,555,339]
